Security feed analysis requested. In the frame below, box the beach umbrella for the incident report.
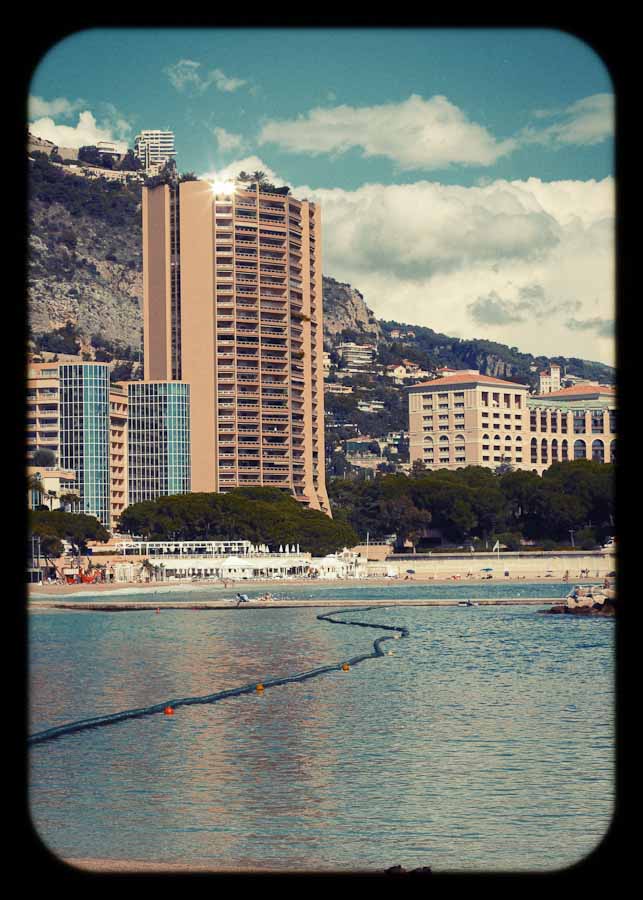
[279,545,283,553]
[406,569,415,574]
[481,567,493,572]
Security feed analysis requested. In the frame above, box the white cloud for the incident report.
[522,93,614,147]
[297,176,615,365]
[165,59,247,94]
[28,95,84,119]
[28,109,130,152]
[259,94,517,171]
[212,127,247,154]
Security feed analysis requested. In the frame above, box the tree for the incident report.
[30,510,110,554]
[118,149,142,172]
[32,448,56,467]
[78,145,103,166]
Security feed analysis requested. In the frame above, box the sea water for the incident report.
[28,586,615,873]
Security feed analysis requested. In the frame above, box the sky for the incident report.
[28,27,615,365]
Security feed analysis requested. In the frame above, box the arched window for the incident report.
[592,439,604,463]
[439,435,449,443]
[610,440,616,463]
[531,437,538,463]
[541,438,548,463]
[551,438,558,461]
[455,434,465,443]
[423,435,433,444]
[561,439,569,461]
[515,435,522,443]
[574,439,586,460]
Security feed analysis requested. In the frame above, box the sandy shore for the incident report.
[28,573,594,601]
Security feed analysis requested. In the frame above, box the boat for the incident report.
[458,600,480,607]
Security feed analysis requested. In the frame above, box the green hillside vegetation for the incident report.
[118,487,359,556]
[328,459,614,550]
[379,320,615,387]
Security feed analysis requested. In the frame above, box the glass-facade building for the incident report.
[59,363,111,526]
[127,382,191,505]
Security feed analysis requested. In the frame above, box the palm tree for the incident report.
[251,170,267,185]
[59,490,80,513]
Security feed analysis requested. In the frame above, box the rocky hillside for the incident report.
[28,157,143,351]
[321,276,384,345]
[27,156,614,386]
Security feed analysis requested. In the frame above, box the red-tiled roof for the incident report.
[408,372,526,389]
[534,384,615,399]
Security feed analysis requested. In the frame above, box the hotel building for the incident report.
[126,381,191,505]
[142,178,330,514]
[408,372,616,475]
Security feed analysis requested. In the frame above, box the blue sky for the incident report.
[28,28,615,364]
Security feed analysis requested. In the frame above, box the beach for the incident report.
[28,571,604,602]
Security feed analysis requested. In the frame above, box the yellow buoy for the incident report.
[342,663,350,672]
[256,683,265,692]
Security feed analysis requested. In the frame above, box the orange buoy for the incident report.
[164,705,174,716]
[256,683,265,692]
[342,663,350,672]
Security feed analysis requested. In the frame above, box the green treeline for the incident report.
[328,460,614,550]
[30,510,111,557]
[118,487,359,556]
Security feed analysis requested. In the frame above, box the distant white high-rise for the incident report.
[134,130,176,172]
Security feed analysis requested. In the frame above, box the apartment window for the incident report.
[481,392,489,406]
[504,393,511,408]
[530,411,537,431]
[492,393,500,407]
[609,410,616,433]
[540,412,548,430]
[514,394,522,408]
[550,412,557,433]
[561,414,568,434]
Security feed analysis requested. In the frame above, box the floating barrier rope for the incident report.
[28,606,408,747]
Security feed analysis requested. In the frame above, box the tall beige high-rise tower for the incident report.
[142,178,330,515]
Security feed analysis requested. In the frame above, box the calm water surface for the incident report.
[29,585,614,873]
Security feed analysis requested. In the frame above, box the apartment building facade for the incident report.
[27,359,192,529]
[336,341,376,370]
[126,381,191,506]
[408,372,616,475]
[142,178,330,515]
[134,130,176,173]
